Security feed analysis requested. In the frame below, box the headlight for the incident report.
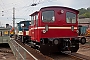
[71,26,74,31]
[45,25,48,31]
[76,30,79,33]
[42,30,46,33]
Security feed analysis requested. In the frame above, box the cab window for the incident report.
[36,14,38,26]
[3,31,9,36]
[66,12,76,23]
[21,23,26,28]
[42,10,55,22]
[36,14,38,20]
[31,16,34,25]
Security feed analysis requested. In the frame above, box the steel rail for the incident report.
[9,39,38,60]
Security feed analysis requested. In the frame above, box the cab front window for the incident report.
[42,10,55,22]
[66,12,76,23]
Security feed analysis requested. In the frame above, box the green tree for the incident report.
[87,7,90,12]
[78,7,90,18]
[78,8,87,15]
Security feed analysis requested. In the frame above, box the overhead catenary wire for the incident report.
[15,0,40,19]
[0,0,58,26]
[15,0,39,17]
[0,0,14,17]
[0,0,5,7]
[0,0,5,10]
[0,0,57,14]
[0,4,4,10]
[12,0,54,17]
[0,0,29,18]
[0,0,41,14]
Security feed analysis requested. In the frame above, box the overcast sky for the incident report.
[0,0,90,27]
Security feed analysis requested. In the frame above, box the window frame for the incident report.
[42,10,55,23]
[31,15,34,25]
[66,12,76,24]
[2,31,10,36]
[36,14,38,26]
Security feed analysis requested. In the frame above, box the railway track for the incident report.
[48,51,90,60]
[17,40,53,60]
[9,39,53,60]
[0,44,12,53]
[0,48,12,53]
[0,44,15,60]
[9,39,90,60]
[62,51,90,60]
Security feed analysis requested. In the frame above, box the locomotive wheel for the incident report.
[80,37,86,44]
[40,43,59,55]
[40,44,50,55]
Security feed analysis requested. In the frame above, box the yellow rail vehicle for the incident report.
[85,29,90,36]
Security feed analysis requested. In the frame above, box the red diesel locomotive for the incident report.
[28,6,82,54]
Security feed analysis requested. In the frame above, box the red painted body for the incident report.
[23,31,26,36]
[29,6,79,42]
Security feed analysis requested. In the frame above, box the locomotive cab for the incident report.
[29,6,82,54]
[16,21,31,43]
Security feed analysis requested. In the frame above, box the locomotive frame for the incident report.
[16,20,31,43]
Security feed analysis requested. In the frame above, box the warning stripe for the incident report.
[29,27,77,30]
[26,31,29,35]
[18,31,29,35]
[18,31,23,35]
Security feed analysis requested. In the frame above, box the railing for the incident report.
[8,39,38,60]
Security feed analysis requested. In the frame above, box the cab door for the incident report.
[65,11,78,37]
[31,16,35,41]
[34,14,38,41]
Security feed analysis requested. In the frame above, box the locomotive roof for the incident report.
[30,11,39,16]
[17,20,31,24]
[30,6,79,16]
[0,28,10,30]
[40,6,79,13]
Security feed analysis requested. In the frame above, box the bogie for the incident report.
[39,38,79,54]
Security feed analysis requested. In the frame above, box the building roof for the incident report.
[78,18,90,24]
[78,18,90,27]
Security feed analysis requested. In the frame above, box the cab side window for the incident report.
[42,10,55,22]
[36,14,38,26]
[31,16,34,25]
[66,12,76,23]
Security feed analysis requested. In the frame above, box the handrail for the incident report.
[9,39,38,60]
